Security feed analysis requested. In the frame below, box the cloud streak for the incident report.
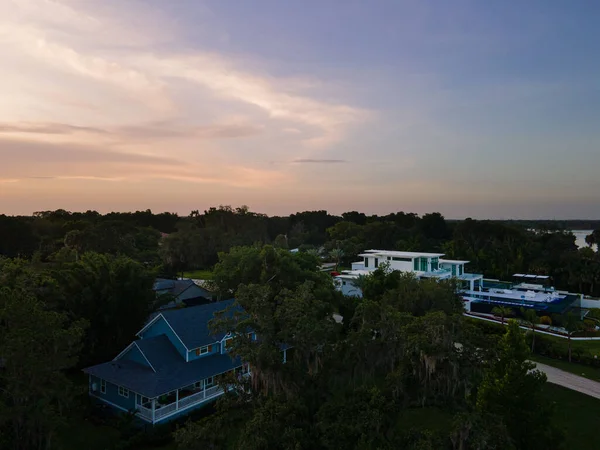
[0,137,286,189]
[293,159,347,164]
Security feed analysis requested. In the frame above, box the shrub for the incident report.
[540,316,552,325]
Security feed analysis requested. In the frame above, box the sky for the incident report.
[0,0,599,219]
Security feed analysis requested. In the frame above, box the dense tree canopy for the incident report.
[175,260,563,450]
[0,287,86,450]
[1,205,592,449]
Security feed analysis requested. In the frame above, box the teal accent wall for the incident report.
[140,317,187,358]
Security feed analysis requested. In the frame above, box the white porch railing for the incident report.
[137,404,152,420]
[137,385,225,422]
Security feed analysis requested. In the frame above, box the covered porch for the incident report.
[136,366,250,423]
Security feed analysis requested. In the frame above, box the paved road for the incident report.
[532,361,600,399]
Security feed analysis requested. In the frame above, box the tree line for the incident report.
[1,207,599,296]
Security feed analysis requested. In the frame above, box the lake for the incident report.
[572,230,596,250]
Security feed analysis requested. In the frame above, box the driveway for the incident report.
[532,361,600,399]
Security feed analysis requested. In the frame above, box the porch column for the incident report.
[176,389,179,410]
[283,349,287,364]
[470,279,474,291]
[151,398,156,423]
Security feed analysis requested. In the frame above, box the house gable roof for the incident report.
[153,278,213,298]
[136,335,183,371]
[159,299,240,350]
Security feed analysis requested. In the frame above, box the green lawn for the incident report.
[530,354,600,382]
[545,383,600,450]
[182,269,214,280]
[536,333,600,355]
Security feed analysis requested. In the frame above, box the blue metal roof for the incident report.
[153,278,176,291]
[160,299,241,349]
[84,351,243,398]
[136,335,183,371]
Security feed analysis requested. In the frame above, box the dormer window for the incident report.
[195,344,212,356]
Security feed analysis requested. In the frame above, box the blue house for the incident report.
[153,278,214,309]
[83,300,256,424]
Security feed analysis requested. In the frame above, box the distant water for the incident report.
[572,230,596,250]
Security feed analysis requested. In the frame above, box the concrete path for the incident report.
[532,361,600,399]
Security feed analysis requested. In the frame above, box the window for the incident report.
[248,332,254,340]
[387,256,391,261]
[342,281,347,285]
[194,381,202,389]
[420,258,427,271]
[100,379,106,394]
[205,377,214,387]
[364,258,369,268]
[413,258,419,270]
[224,338,232,349]
[374,258,379,268]
[118,386,129,398]
[196,345,210,356]
[459,265,463,276]
[431,257,439,271]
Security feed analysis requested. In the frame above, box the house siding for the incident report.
[89,375,137,412]
[140,317,187,358]
[118,344,151,368]
[187,341,219,362]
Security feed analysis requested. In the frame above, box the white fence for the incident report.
[465,313,600,341]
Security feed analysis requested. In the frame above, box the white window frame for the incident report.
[100,379,106,394]
[118,386,129,398]
[205,376,214,387]
[199,345,209,355]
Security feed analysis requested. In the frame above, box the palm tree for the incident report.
[563,312,583,363]
[492,306,513,325]
[305,248,322,259]
[329,248,345,272]
[521,308,539,353]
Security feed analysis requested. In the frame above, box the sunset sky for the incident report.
[1,0,599,219]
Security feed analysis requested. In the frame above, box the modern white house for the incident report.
[334,249,484,297]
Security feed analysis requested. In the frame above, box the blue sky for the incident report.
[0,0,598,218]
